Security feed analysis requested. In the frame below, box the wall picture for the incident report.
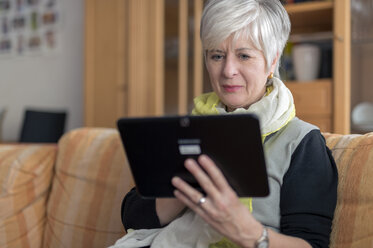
[0,0,61,58]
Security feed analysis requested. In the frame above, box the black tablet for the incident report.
[117,114,269,198]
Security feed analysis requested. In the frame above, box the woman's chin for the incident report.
[225,102,249,112]
[222,98,249,110]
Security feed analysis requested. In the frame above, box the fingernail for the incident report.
[172,176,180,184]
[185,158,193,164]
[185,159,193,168]
[199,154,207,162]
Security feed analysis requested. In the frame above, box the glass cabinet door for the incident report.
[350,0,373,133]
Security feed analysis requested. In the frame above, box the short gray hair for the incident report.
[200,0,291,77]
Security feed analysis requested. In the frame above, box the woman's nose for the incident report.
[222,57,239,78]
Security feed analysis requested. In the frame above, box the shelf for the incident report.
[289,31,333,43]
[285,1,333,34]
[285,1,333,14]
[285,78,332,85]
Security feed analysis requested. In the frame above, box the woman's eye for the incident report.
[210,54,224,61]
[239,54,250,60]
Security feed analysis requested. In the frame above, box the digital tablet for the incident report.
[117,114,269,198]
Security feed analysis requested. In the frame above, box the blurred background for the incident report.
[0,0,83,142]
[0,0,373,142]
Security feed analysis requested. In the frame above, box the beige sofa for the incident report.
[0,127,372,248]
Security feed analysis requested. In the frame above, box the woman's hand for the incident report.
[171,154,263,247]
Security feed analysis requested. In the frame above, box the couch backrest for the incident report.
[5,128,369,248]
[324,132,373,248]
[47,129,373,248]
[43,128,134,248]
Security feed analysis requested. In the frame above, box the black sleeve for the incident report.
[280,130,338,248]
[121,187,161,232]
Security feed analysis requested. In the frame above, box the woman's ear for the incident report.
[271,52,280,68]
[270,52,280,73]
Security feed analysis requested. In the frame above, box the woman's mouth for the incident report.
[222,85,242,93]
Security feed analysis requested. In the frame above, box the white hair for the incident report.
[200,0,291,77]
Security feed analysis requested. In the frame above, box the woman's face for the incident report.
[205,36,276,112]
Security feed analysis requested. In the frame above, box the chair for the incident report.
[0,107,6,142]
[19,109,67,143]
[351,102,373,133]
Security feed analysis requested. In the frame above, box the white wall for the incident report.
[0,0,84,141]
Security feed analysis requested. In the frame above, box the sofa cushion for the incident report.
[324,132,373,248]
[43,128,134,248]
[0,144,57,248]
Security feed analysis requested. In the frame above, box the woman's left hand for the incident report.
[172,154,263,247]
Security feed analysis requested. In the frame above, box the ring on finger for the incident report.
[197,196,206,206]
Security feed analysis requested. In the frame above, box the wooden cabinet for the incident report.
[284,1,351,133]
[84,0,165,128]
[84,0,204,127]
[286,79,332,131]
[84,0,350,133]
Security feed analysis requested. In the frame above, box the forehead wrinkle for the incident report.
[235,47,253,52]
[208,36,259,54]
[210,49,225,53]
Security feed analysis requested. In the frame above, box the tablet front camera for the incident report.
[180,117,190,127]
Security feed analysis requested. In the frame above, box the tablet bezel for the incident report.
[117,114,269,198]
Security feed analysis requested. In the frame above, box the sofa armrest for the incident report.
[0,144,57,248]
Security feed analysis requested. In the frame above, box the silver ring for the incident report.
[197,197,206,206]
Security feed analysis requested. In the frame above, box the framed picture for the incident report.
[0,0,61,58]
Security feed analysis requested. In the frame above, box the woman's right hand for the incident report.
[156,198,186,226]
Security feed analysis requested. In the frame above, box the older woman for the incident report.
[116,0,337,248]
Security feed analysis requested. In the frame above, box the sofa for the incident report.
[0,127,372,248]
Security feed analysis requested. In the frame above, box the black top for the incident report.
[121,130,338,248]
